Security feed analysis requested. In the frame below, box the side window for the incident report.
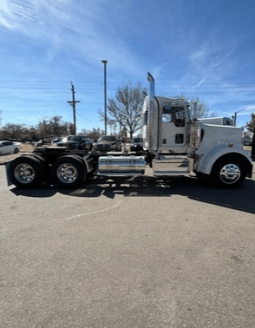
[162,106,174,123]
[144,111,148,125]
[175,108,185,127]
[162,113,174,123]
[162,106,185,127]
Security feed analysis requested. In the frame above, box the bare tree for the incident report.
[49,116,63,136]
[189,98,209,119]
[1,123,25,139]
[79,128,104,140]
[178,95,209,119]
[246,113,255,133]
[36,116,71,138]
[68,123,75,135]
[49,116,69,136]
[99,83,147,140]
[37,119,51,139]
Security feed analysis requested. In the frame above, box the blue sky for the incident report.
[0,0,255,133]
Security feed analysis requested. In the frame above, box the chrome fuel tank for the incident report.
[98,156,146,176]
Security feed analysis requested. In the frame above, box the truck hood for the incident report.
[200,124,243,148]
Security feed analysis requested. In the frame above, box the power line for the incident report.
[76,111,102,128]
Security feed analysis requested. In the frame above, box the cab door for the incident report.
[159,105,187,151]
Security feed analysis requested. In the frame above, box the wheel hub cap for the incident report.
[57,164,78,183]
[14,164,35,183]
[219,164,241,184]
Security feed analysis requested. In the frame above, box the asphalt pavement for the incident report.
[1,165,255,328]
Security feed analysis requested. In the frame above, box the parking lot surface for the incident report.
[1,163,255,328]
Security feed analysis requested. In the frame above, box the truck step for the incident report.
[153,156,190,176]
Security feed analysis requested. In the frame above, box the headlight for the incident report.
[111,144,117,149]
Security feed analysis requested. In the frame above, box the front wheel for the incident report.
[211,157,246,188]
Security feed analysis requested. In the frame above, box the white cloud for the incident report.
[0,0,16,29]
[0,0,141,73]
[190,47,208,62]
[0,0,72,32]
[193,78,205,88]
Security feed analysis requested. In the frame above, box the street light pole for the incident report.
[102,60,107,135]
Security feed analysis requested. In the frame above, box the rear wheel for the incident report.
[211,156,246,188]
[51,155,86,188]
[8,156,44,188]
[14,148,19,154]
[24,154,50,182]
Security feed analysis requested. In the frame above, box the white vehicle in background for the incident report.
[0,141,20,155]
[243,130,253,146]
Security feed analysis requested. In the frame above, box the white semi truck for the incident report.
[6,73,253,189]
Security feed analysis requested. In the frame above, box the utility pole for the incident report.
[67,82,80,135]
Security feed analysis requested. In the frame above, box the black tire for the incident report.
[14,148,19,154]
[211,156,247,188]
[69,155,92,179]
[195,172,203,181]
[66,154,87,173]
[51,155,86,189]
[8,156,44,189]
[23,154,50,182]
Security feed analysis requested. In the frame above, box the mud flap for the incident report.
[5,163,12,186]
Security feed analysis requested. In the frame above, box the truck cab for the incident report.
[142,96,190,154]
[141,73,253,186]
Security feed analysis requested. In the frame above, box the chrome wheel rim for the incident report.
[219,164,241,184]
[14,163,35,184]
[57,163,78,183]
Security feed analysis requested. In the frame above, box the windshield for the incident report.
[133,138,143,143]
[65,136,81,141]
[99,136,116,142]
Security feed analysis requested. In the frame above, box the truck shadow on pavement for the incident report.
[10,175,255,214]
